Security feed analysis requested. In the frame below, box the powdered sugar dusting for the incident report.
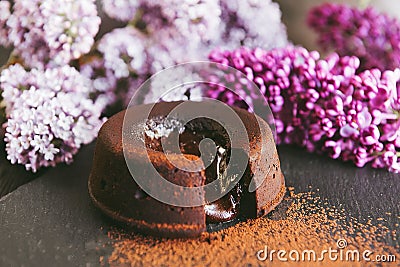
[144,116,185,140]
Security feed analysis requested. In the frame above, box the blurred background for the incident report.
[275,0,400,52]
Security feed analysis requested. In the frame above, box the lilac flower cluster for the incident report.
[98,27,148,79]
[0,0,287,172]
[101,0,139,22]
[307,3,400,72]
[0,0,107,171]
[0,64,105,172]
[95,0,288,106]
[144,0,222,43]
[0,0,286,172]
[5,0,100,68]
[79,52,147,109]
[208,46,400,172]
[219,0,287,50]
[79,55,118,109]
[0,1,11,46]
[143,0,222,72]
[144,65,203,104]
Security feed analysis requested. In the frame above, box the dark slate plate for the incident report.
[0,144,399,266]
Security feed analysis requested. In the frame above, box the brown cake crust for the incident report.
[88,101,285,238]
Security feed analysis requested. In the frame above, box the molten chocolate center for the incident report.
[145,117,252,224]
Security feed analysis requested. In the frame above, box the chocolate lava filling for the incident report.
[145,117,255,224]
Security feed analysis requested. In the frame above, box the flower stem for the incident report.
[128,8,147,34]
[2,52,25,71]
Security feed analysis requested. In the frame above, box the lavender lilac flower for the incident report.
[0,1,11,47]
[79,55,118,110]
[6,0,100,68]
[95,0,288,106]
[307,3,400,72]
[93,26,152,107]
[208,46,400,173]
[0,64,105,172]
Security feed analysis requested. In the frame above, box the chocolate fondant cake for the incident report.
[88,101,285,238]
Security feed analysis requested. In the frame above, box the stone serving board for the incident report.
[0,144,399,266]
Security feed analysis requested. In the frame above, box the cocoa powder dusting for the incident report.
[99,187,399,266]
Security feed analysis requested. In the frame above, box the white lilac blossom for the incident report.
[208,46,400,173]
[0,64,105,172]
[146,0,222,44]
[143,0,286,67]
[146,28,203,72]
[0,1,11,46]
[137,0,286,50]
[1,64,98,111]
[79,54,148,108]
[144,65,203,104]
[105,0,222,42]
[100,0,222,73]
[79,55,118,109]
[101,0,139,22]
[6,0,100,68]
[0,64,30,113]
[95,27,150,107]
[142,0,222,72]
[218,0,287,50]
[95,0,287,105]
[98,27,148,79]
[4,88,104,172]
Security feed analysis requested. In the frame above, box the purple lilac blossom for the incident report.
[6,0,100,68]
[207,46,400,173]
[307,3,400,72]
[0,1,11,46]
[0,64,105,172]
